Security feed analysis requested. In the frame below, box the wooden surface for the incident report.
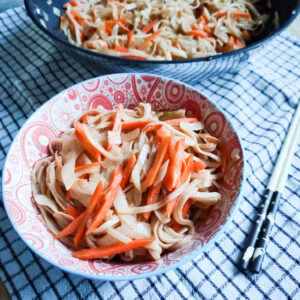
[0,7,299,300]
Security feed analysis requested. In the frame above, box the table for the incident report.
[0,5,299,300]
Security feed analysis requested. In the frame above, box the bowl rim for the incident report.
[24,0,300,65]
[2,73,246,281]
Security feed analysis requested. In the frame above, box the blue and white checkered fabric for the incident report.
[0,6,299,300]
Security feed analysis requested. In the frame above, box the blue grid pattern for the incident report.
[0,6,299,300]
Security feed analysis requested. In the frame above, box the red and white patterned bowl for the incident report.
[2,74,245,281]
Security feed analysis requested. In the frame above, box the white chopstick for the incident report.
[268,102,300,192]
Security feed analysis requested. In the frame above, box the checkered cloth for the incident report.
[0,6,299,300]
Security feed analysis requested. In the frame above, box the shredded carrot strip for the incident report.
[164,118,199,125]
[65,205,81,218]
[122,120,152,130]
[164,138,185,191]
[242,29,250,41]
[75,162,101,173]
[142,182,162,221]
[227,35,235,48]
[186,30,208,38]
[66,190,72,202]
[54,213,85,239]
[216,11,251,19]
[116,20,130,32]
[235,38,244,48]
[73,238,154,260]
[74,121,101,162]
[143,136,170,189]
[139,30,161,50]
[87,166,123,234]
[120,154,137,189]
[171,199,193,231]
[114,45,129,53]
[81,114,90,123]
[215,11,227,18]
[230,12,251,19]
[70,10,84,25]
[201,135,219,143]
[156,127,170,142]
[194,160,206,172]
[165,155,193,217]
[105,20,113,35]
[144,124,163,133]
[141,19,158,34]
[73,182,103,247]
[127,31,134,48]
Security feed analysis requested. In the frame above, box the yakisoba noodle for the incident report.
[60,0,270,60]
[31,103,239,261]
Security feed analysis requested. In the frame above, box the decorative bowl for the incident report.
[24,0,299,83]
[3,73,245,280]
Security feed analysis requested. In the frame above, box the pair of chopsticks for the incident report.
[239,101,300,273]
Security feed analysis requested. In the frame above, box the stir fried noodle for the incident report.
[60,0,269,60]
[31,104,239,261]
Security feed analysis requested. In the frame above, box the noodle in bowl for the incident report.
[3,74,245,280]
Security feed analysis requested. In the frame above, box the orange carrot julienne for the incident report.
[107,104,123,151]
[120,154,137,189]
[143,136,170,189]
[74,121,101,162]
[142,19,158,34]
[216,11,251,19]
[70,10,84,25]
[144,124,163,133]
[73,238,154,260]
[66,190,72,201]
[191,23,200,30]
[235,38,244,48]
[105,20,113,35]
[215,11,227,18]
[142,182,162,221]
[127,31,134,47]
[65,205,81,218]
[227,35,235,48]
[63,1,81,8]
[75,162,101,173]
[87,166,123,234]
[70,1,81,6]
[230,12,251,19]
[122,120,152,130]
[139,30,161,50]
[163,118,199,125]
[114,45,129,53]
[116,20,130,32]
[171,199,193,231]
[73,182,103,247]
[165,155,193,217]
[54,213,85,239]
[194,160,206,172]
[81,114,89,123]
[164,138,185,191]
[201,135,219,143]
[186,30,208,38]
[242,29,250,41]
[156,127,171,142]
